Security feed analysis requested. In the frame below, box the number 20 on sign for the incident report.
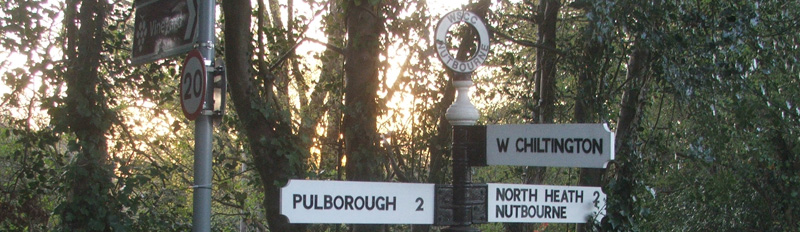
[180,49,206,120]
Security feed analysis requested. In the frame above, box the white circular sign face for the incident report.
[180,49,206,120]
[434,10,491,73]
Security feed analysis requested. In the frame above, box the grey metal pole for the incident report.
[193,0,215,231]
[193,115,212,232]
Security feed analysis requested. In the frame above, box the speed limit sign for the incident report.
[180,49,207,120]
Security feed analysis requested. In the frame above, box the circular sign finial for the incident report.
[434,10,491,74]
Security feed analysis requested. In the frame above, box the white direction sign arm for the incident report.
[488,183,606,223]
[280,180,435,224]
[486,123,615,168]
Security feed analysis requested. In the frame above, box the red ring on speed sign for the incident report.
[180,49,207,120]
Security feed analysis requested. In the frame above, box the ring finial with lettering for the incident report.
[434,10,491,74]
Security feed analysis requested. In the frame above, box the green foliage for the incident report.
[588,0,800,230]
[0,122,62,231]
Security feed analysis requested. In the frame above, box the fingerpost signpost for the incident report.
[428,9,611,231]
[276,9,612,229]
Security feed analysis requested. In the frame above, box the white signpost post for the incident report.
[280,180,435,224]
[487,183,606,223]
[486,123,615,168]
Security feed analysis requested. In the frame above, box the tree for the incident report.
[57,0,124,230]
[342,0,384,183]
[602,42,651,231]
[570,1,614,231]
[635,0,800,230]
[0,0,62,230]
[221,0,307,231]
[341,0,385,231]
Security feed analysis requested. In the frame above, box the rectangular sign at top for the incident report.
[280,179,435,224]
[486,123,615,168]
[131,0,199,65]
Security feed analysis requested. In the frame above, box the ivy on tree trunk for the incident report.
[59,0,120,230]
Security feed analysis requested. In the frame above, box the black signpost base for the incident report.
[441,126,485,231]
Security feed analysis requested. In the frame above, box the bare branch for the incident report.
[305,37,345,55]
[490,26,565,56]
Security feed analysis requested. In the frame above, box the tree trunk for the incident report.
[222,0,306,231]
[60,0,118,230]
[603,43,651,231]
[575,12,606,232]
[343,0,384,231]
[534,0,560,125]
[343,0,383,182]
[506,1,560,231]
[300,0,345,175]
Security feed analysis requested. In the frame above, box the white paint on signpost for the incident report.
[488,183,606,223]
[487,123,615,168]
[180,49,206,120]
[280,179,435,224]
